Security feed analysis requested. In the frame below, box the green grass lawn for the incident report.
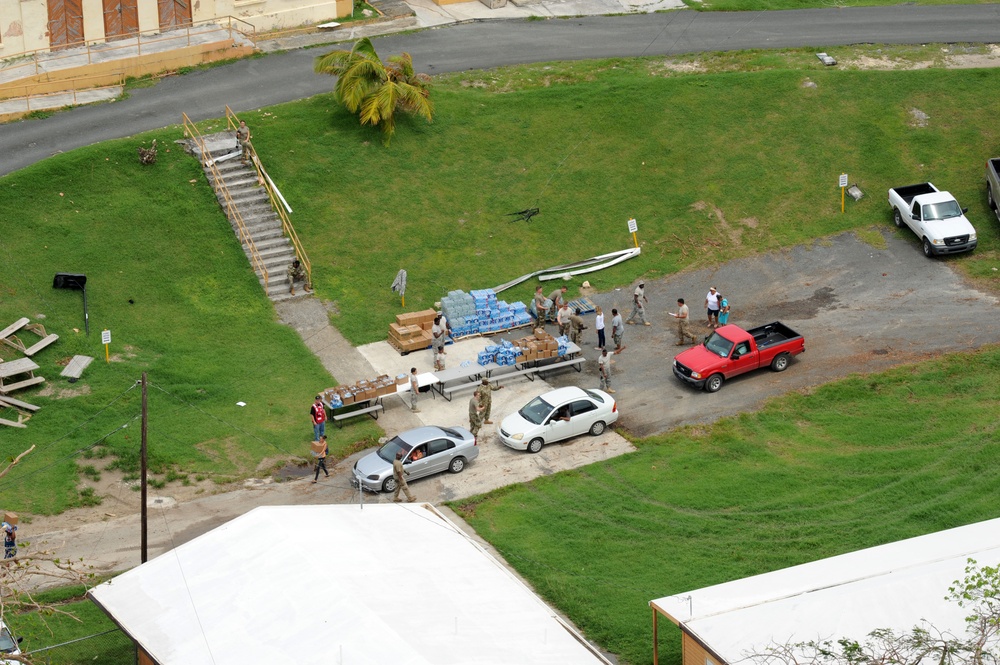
[451,347,1000,665]
[0,137,380,515]
[250,49,999,345]
[4,46,1000,513]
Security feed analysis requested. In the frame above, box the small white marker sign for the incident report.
[627,218,638,233]
[839,173,849,188]
[101,329,111,345]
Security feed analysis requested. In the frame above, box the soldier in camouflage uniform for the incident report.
[236,120,251,165]
[569,308,587,345]
[477,378,503,425]
[469,391,484,438]
[288,259,307,295]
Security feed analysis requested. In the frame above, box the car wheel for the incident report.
[922,237,934,258]
[448,457,466,473]
[382,477,397,493]
[893,209,904,228]
[705,374,724,393]
[989,183,996,211]
[770,353,790,372]
[589,420,606,436]
[527,438,544,454]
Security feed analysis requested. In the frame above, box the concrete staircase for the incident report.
[195,135,305,301]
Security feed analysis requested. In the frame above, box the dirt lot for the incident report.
[23,229,1000,584]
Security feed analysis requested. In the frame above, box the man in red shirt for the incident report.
[311,395,327,441]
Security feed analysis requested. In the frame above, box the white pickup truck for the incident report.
[887,183,977,257]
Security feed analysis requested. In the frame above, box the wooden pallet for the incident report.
[566,297,597,314]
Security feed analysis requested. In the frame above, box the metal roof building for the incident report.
[650,517,1000,665]
[89,503,611,665]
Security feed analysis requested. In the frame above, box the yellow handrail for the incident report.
[225,105,312,291]
[0,72,125,106]
[182,112,269,290]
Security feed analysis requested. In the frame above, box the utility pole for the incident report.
[141,372,148,564]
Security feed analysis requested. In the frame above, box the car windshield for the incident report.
[704,331,735,358]
[582,388,604,403]
[0,626,17,653]
[377,436,412,463]
[924,200,963,220]
[519,396,555,425]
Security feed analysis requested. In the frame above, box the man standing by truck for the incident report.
[671,298,699,345]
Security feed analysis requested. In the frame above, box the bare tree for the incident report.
[0,446,95,664]
[746,559,1000,665]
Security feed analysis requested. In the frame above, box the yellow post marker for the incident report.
[628,217,639,248]
[839,173,849,214]
[101,329,111,363]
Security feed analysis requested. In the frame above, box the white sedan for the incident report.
[499,386,618,453]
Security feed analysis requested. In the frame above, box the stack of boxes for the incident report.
[387,309,436,355]
[475,329,568,366]
[323,375,399,408]
[440,291,479,338]
[443,289,534,336]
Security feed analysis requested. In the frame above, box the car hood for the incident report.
[354,450,391,478]
[500,410,538,436]
[933,215,976,237]
[674,344,725,369]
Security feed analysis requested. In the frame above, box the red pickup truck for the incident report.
[672,322,805,393]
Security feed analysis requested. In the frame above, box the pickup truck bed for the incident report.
[752,322,798,349]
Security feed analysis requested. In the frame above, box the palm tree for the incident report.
[314,37,433,144]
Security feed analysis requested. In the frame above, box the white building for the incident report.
[89,503,613,665]
[651,517,1000,665]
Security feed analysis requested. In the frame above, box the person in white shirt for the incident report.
[594,306,606,350]
[705,287,721,328]
[598,349,615,393]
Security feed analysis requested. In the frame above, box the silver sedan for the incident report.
[352,425,479,493]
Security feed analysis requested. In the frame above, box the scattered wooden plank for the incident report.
[60,355,93,380]
[0,418,26,429]
[0,395,40,412]
[0,376,45,394]
[0,318,29,341]
[24,333,59,357]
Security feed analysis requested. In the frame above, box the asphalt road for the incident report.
[3,5,1000,176]
[546,230,1000,437]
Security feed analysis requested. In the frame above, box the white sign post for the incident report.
[839,173,849,213]
[102,329,111,363]
[627,218,639,247]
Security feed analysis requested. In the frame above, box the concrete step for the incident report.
[248,236,292,252]
[259,244,295,262]
[219,188,269,207]
[241,217,284,235]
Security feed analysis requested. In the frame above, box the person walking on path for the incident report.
[312,435,329,483]
[432,315,446,355]
[392,451,416,503]
[547,286,567,323]
[469,391,484,438]
[534,286,548,326]
[310,395,326,441]
[569,308,587,345]
[235,120,251,165]
[718,293,730,326]
[670,298,699,345]
[408,367,421,413]
[611,308,626,354]
[705,287,721,328]
[626,282,650,326]
[433,349,445,372]
[594,306,606,350]
[598,348,615,393]
[477,378,502,424]
[557,303,572,338]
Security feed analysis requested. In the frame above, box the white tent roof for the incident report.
[651,517,1000,665]
[89,504,609,665]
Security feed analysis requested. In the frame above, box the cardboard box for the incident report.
[516,354,527,363]
[534,328,547,339]
[342,393,356,405]
[310,440,325,455]
[395,375,408,386]
[390,323,411,340]
[3,512,17,526]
